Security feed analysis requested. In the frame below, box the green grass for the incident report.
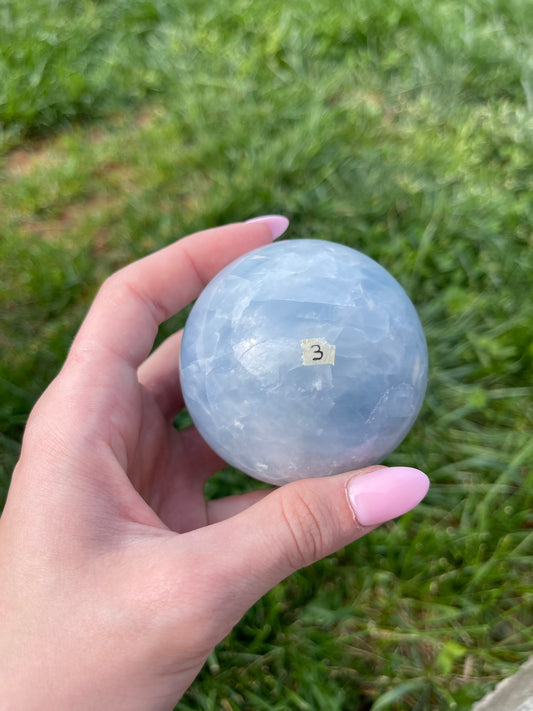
[1,0,532,708]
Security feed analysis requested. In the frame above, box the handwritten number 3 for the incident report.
[312,344,324,361]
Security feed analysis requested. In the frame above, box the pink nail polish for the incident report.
[245,214,289,240]
[347,467,429,527]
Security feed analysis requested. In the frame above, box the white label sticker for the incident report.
[301,338,336,366]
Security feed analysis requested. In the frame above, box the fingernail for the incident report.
[347,467,429,527]
[245,214,289,240]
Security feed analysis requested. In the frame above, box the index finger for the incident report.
[69,217,289,369]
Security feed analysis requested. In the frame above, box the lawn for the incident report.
[1,0,532,708]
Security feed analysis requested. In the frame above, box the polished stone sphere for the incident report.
[179,239,428,485]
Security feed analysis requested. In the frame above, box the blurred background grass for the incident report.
[1,0,532,708]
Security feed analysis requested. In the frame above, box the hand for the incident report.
[0,218,429,711]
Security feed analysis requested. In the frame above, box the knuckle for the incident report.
[98,270,133,308]
[278,485,326,570]
[98,269,124,297]
[99,269,170,324]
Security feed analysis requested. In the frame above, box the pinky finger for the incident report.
[137,330,184,419]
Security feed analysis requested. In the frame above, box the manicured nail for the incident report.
[347,467,429,527]
[245,214,289,240]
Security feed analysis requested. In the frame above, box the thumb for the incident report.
[207,466,429,611]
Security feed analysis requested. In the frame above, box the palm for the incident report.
[59,223,275,537]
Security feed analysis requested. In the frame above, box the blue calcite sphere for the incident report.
[179,239,428,485]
